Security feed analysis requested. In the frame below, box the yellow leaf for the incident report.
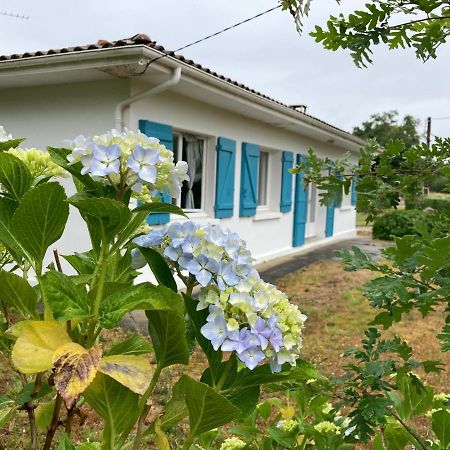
[99,355,154,395]
[280,405,295,420]
[11,321,71,373]
[53,342,102,408]
[155,418,171,450]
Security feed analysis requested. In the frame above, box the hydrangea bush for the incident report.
[0,126,312,450]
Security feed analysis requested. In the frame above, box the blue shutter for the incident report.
[138,120,173,225]
[293,154,309,246]
[280,151,294,213]
[351,177,357,206]
[214,137,236,218]
[239,143,259,217]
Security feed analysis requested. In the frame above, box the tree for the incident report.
[353,111,421,148]
[279,0,450,67]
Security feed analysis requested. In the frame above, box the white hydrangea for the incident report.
[314,421,342,435]
[7,148,67,179]
[219,437,246,450]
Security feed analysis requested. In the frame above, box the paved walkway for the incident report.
[257,234,384,284]
[121,232,384,334]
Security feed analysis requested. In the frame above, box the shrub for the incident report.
[420,196,450,213]
[372,209,429,240]
[428,173,450,192]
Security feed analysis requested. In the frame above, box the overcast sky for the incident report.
[1,0,449,138]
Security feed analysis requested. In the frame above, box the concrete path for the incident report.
[121,233,385,334]
[257,234,384,284]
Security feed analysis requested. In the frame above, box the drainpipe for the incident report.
[114,66,181,131]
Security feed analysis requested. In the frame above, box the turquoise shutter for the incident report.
[239,143,259,217]
[280,151,294,213]
[351,177,357,206]
[293,154,309,246]
[214,137,236,218]
[138,120,173,225]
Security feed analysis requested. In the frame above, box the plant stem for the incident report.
[65,406,76,436]
[26,406,37,450]
[389,408,429,450]
[131,365,163,450]
[180,433,195,450]
[215,353,236,391]
[43,394,63,450]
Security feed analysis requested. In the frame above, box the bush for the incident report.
[372,209,430,240]
[420,196,450,212]
[428,173,450,192]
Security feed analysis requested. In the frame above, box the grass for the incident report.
[1,259,448,448]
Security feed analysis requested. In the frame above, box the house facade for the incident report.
[0,34,363,263]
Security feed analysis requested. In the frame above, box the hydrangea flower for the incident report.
[0,125,12,142]
[64,128,189,202]
[314,421,342,435]
[7,148,67,180]
[133,220,306,373]
[219,437,246,450]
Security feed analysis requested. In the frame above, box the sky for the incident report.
[1,0,449,139]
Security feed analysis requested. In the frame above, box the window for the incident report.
[309,183,317,222]
[258,151,269,206]
[173,133,204,211]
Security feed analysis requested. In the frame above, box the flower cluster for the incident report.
[64,128,189,201]
[314,421,342,435]
[219,437,246,450]
[133,221,306,373]
[7,148,67,180]
[0,125,12,142]
[133,221,253,288]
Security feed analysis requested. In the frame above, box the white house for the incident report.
[0,34,363,263]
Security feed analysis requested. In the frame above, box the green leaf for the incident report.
[137,247,177,292]
[76,443,101,450]
[268,426,297,447]
[146,309,189,368]
[12,182,69,264]
[40,270,90,320]
[0,152,33,200]
[0,197,22,256]
[99,282,183,329]
[58,434,76,450]
[159,377,189,430]
[0,138,25,152]
[35,400,55,431]
[0,405,17,428]
[69,197,131,243]
[84,373,139,448]
[0,269,37,319]
[16,382,53,405]
[224,385,260,417]
[432,409,450,449]
[184,294,223,385]
[105,333,152,357]
[133,202,187,217]
[384,423,414,449]
[179,375,241,436]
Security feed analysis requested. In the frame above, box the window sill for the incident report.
[253,211,283,222]
[171,211,219,223]
[338,206,353,212]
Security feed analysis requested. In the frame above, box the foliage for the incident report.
[353,111,421,148]
[428,174,450,193]
[421,196,450,212]
[280,0,450,66]
[372,209,432,240]
[0,129,309,450]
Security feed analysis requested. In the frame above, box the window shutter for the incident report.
[239,142,259,217]
[351,177,357,206]
[293,154,309,246]
[280,151,294,213]
[214,137,236,218]
[138,119,173,225]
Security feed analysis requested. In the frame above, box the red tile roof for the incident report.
[0,34,361,142]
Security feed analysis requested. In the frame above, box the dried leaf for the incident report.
[53,342,102,408]
[98,355,153,395]
[12,321,71,373]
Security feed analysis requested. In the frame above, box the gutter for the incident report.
[114,66,181,130]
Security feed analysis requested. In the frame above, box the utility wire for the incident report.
[431,116,450,121]
[0,11,29,20]
[135,4,281,75]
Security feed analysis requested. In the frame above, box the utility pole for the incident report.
[426,116,432,145]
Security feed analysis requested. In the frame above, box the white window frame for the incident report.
[257,150,270,209]
[308,183,317,223]
[173,131,208,214]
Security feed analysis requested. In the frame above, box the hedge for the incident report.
[372,209,431,240]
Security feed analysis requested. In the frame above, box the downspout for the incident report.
[114,66,181,131]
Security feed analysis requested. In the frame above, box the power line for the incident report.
[135,4,281,75]
[0,11,29,20]
[431,116,450,121]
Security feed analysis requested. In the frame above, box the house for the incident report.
[0,34,363,263]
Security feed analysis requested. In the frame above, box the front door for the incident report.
[293,154,309,247]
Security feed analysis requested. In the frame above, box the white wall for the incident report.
[0,77,357,266]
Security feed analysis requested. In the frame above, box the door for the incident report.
[293,154,309,247]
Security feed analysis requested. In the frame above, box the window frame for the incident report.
[257,149,270,210]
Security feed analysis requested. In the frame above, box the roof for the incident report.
[0,34,362,144]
